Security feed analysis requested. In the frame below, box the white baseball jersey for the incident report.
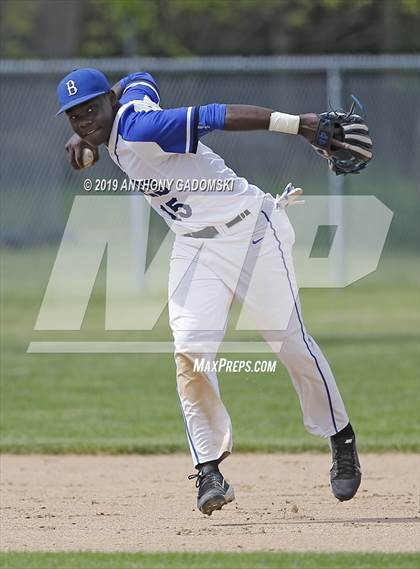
[107,72,263,235]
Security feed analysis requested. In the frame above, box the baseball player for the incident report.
[57,68,372,516]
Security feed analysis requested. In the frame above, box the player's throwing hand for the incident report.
[65,133,99,170]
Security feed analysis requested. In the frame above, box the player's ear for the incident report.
[109,90,118,107]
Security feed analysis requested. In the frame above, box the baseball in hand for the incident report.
[81,147,95,168]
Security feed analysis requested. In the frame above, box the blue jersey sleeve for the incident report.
[197,104,226,137]
[119,105,200,154]
[119,72,160,105]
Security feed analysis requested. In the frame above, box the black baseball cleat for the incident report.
[330,435,362,501]
[189,464,235,516]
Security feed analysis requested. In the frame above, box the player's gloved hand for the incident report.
[275,183,304,209]
[65,133,99,170]
[299,98,373,176]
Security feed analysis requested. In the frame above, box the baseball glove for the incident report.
[312,99,373,175]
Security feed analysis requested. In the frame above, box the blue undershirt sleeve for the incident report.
[197,104,227,138]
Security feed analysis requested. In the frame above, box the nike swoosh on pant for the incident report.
[252,237,264,245]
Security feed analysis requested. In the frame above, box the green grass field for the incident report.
[1,247,418,454]
[0,552,419,569]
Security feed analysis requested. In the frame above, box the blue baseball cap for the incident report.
[56,68,111,115]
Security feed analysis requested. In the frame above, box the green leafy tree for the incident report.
[0,0,419,58]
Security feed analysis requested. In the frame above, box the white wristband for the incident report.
[269,112,300,135]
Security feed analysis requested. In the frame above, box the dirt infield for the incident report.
[1,454,419,553]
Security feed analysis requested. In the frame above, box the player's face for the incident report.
[66,93,117,146]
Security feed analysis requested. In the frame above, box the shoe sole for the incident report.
[199,486,235,516]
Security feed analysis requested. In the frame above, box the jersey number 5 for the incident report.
[160,197,192,221]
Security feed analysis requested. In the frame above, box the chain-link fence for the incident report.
[1,55,419,249]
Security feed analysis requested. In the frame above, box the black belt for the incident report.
[183,210,251,239]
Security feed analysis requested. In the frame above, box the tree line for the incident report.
[1,0,419,58]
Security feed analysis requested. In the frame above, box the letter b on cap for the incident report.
[66,80,78,96]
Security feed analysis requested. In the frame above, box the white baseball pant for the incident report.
[168,194,349,467]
